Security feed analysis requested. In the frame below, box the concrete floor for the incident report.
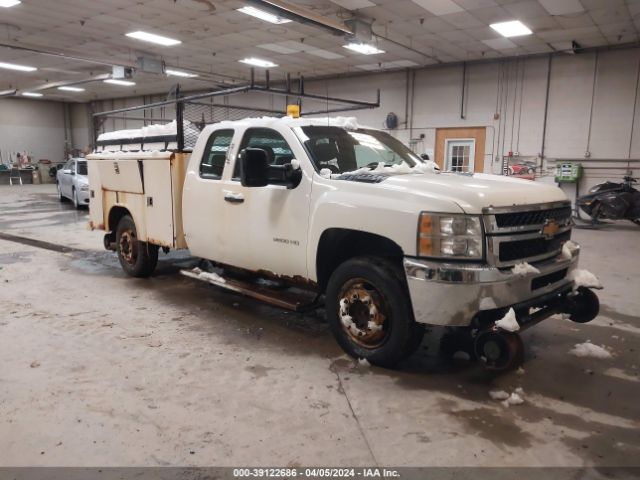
[0,184,638,468]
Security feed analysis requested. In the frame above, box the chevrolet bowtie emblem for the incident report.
[541,219,560,239]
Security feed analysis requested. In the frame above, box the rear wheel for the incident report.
[115,215,158,278]
[326,256,423,368]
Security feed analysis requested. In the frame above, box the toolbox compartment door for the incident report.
[97,159,144,194]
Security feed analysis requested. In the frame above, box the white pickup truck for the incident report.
[87,116,600,369]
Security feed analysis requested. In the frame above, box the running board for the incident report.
[180,268,319,312]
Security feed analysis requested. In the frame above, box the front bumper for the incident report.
[404,243,580,327]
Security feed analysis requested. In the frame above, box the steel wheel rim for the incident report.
[119,230,137,265]
[338,278,390,349]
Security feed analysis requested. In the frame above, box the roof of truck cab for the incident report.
[204,116,372,131]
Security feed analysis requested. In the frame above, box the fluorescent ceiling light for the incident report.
[57,86,85,92]
[0,61,37,72]
[239,57,278,68]
[412,0,463,15]
[166,68,198,78]
[22,92,43,97]
[538,0,583,15]
[490,20,532,38]
[126,31,181,46]
[0,0,21,7]
[237,6,291,24]
[343,43,385,55]
[104,79,136,86]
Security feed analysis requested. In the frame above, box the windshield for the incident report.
[77,161,88,176]
[297,126,422,174]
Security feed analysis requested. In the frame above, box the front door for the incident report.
[219,127,312,278]
[445,139,475,173]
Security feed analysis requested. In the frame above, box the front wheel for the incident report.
[115,215,158,278]
[326,256,423,368]
[72,188,79,209]
[57,183,66,202]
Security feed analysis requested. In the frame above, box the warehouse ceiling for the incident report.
[0,0,638,101]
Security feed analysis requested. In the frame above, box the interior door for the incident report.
[218,127,312,277]
[445,139,475,173]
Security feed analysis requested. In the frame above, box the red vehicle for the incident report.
[508,161,537,176]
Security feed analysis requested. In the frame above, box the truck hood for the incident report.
[380,172,567,213]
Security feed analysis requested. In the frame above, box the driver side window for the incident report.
[233,128,294,180]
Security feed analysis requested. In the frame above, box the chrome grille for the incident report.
[494,206,572,229]
[483,201,572,267]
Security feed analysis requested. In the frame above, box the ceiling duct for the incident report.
[136,56,165,75]
[344,18,373,43]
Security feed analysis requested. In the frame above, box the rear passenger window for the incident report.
[200,129,234,179]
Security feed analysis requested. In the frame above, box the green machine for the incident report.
[555,162,583,183]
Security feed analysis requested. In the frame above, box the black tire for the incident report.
[115,215,158,278]
[566,287,600,324]
[72,188,79,209]
[326,256,422,368]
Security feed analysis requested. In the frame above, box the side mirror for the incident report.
[240,148,269,187]
[62,169,71,174]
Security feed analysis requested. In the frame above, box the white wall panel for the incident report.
[545,53,596,159]
[0,98,65,162]
[588,48,640,159]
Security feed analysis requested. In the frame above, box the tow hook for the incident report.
[561,287,600,324]
[103,232,116,251]
[474,330,524,370]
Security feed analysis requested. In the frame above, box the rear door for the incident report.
[182,128,237,261]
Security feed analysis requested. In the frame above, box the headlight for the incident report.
[79,184,89,191]
[418,213,483,260]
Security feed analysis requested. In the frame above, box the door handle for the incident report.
[224,192,244,204]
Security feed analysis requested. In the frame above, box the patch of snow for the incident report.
[568,269,602,290]
[358,358,371,367]
[453,351,471,361]
[516,367,525,375]
[501,392,525,407]
[319,168,333,179]
[495,308,520,332]
[97,120,178,141]
[562,240,579,260]
[367,321,383,332]
[514,387,524,395]
[191,267,226,284]
[328,160,441,180]
[489,390,510,400]
[569,342,612,359]
[479,297,497,310]
[512,262,541,276]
